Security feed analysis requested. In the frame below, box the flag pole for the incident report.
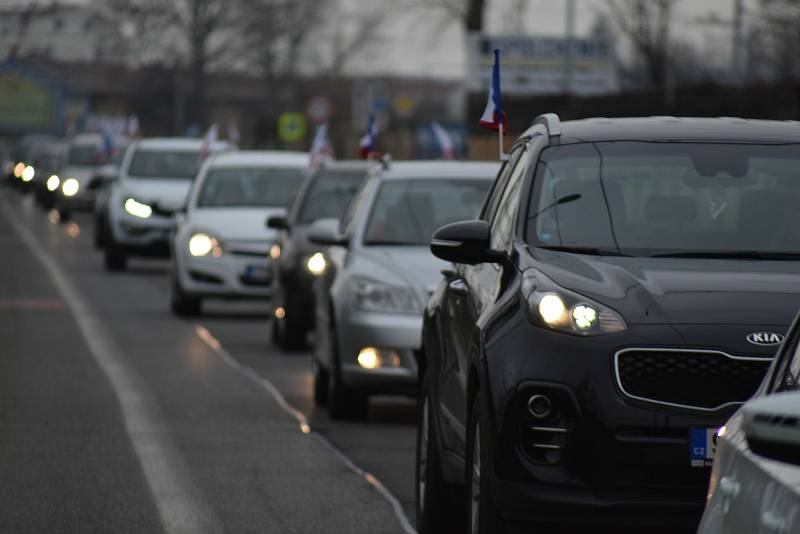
[499,123,507,161]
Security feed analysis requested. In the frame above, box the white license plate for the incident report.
[690,427,719,467]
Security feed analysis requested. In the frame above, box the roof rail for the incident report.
[533,113,562,137]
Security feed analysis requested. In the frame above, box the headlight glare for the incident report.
[46,175,60,192]
[351,277,419,314]
[62,177,80,197]
[189,232,222,257]
[22,165,35,182]
[124,198,152,218]
[306,252,326,275]
[523,269,626,336]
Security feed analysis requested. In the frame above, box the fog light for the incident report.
[269,244,281,259]
[528,395,552,419]
[357,347,381,369]
[274,306,286,319]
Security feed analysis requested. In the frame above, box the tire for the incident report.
[104,242,127,271]
[416,373,463,534]
[170,270,202,316]
[326,322,368,420]
[274,293,308,351]
[312,356,328,405]
[466,391,505,534]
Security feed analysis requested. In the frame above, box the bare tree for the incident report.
[605,0,677,90]
[5,1,57,61]
[756,0,800,83]
[103,0,237,127]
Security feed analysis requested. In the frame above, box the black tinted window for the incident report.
[527,142,800,256]
[298,169,365,224]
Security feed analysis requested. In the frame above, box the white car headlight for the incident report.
[522,269,626,336]
[61,177,80,197]
[124,197,153,218]
[21,165,35,182]
[351,277,419,314]
[189,232,222,257]
[46,175,60,192]
[305,252,327,275]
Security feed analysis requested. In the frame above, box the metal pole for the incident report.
[563,0,576,94]
[499,123,507,161]
[732,0,745,83]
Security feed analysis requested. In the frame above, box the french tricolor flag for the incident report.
[479,49,506,132]
[359,112,378,159]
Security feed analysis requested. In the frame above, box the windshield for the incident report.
[527,142,800,257]
[298,169,365,223]
[197,166,304,208]
[364,178,490,246]
[128,150,202,179]
[68,145,99,167]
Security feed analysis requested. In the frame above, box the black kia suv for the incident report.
[417,114,800,532]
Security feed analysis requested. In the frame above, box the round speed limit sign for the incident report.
[306,96,333,125]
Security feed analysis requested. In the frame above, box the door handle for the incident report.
[761,510,786,533]
[719,477,740,498]
[448,278,467,293]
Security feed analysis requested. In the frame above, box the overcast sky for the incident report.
[345,0,759,78]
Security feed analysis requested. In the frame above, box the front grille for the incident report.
[616,349,771,411]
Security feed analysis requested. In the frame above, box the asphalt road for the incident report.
[0,189,418,534]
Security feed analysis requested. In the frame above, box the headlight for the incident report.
[305,252,327,275]
[522,269,626,336]
[269,244,281,260]
[61,177,80,197]
[13,162,25,178]
[124,198,153,218]
[189,232,222,257]
[46,175,60,192]
[350,276,419,314]
[21,165,35,182]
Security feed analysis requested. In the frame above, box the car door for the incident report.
[437,145,528,454]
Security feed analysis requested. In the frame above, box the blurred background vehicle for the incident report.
[269,159,370,350]
[311,161,496,419]
[53,133,107,218]
[170,150,307,316]
[699,313,800,534]
[101,137,231,271]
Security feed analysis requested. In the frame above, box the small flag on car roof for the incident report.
[479,49,507,133]
[359,112,378,159]
[310,123,334,166]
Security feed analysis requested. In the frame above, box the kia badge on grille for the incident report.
[746,332,785,346]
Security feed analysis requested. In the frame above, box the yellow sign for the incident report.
[0,71,54,130]
[278,112,307,143]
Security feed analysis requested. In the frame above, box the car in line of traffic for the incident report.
[415,114,800,533]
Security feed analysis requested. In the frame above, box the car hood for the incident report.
[121,178,192,211]
[353,246,447,307]
[187,208,284,242]
[525,248,800,326]
[61,166,96,184]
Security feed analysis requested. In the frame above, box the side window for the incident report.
[490,148,528,251]
[481,145,525,223]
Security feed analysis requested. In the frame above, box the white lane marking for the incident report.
[194,326,418,534]
[2,200,219,534]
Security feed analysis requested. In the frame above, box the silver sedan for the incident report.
[310,160,497,419]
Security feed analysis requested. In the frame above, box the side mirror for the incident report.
[267,215,288,230]
[743,392,800,466]
[307,217,348,247]
[430,220,503,265]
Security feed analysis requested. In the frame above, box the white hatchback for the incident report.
[170,150,308,315]
[103,137,230,271]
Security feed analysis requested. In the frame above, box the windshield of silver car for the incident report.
[197,166,304,208]
[364,178,490,246]
[527,142,800,258]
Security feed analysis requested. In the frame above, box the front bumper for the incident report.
[482,319,775,522]
[110,211,173,253]
[337,309,420,394]
[178,253,274,299]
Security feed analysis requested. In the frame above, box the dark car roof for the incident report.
[554,117,800,145]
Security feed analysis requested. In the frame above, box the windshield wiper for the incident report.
[650,250,800,260]
[536,245,631,257]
